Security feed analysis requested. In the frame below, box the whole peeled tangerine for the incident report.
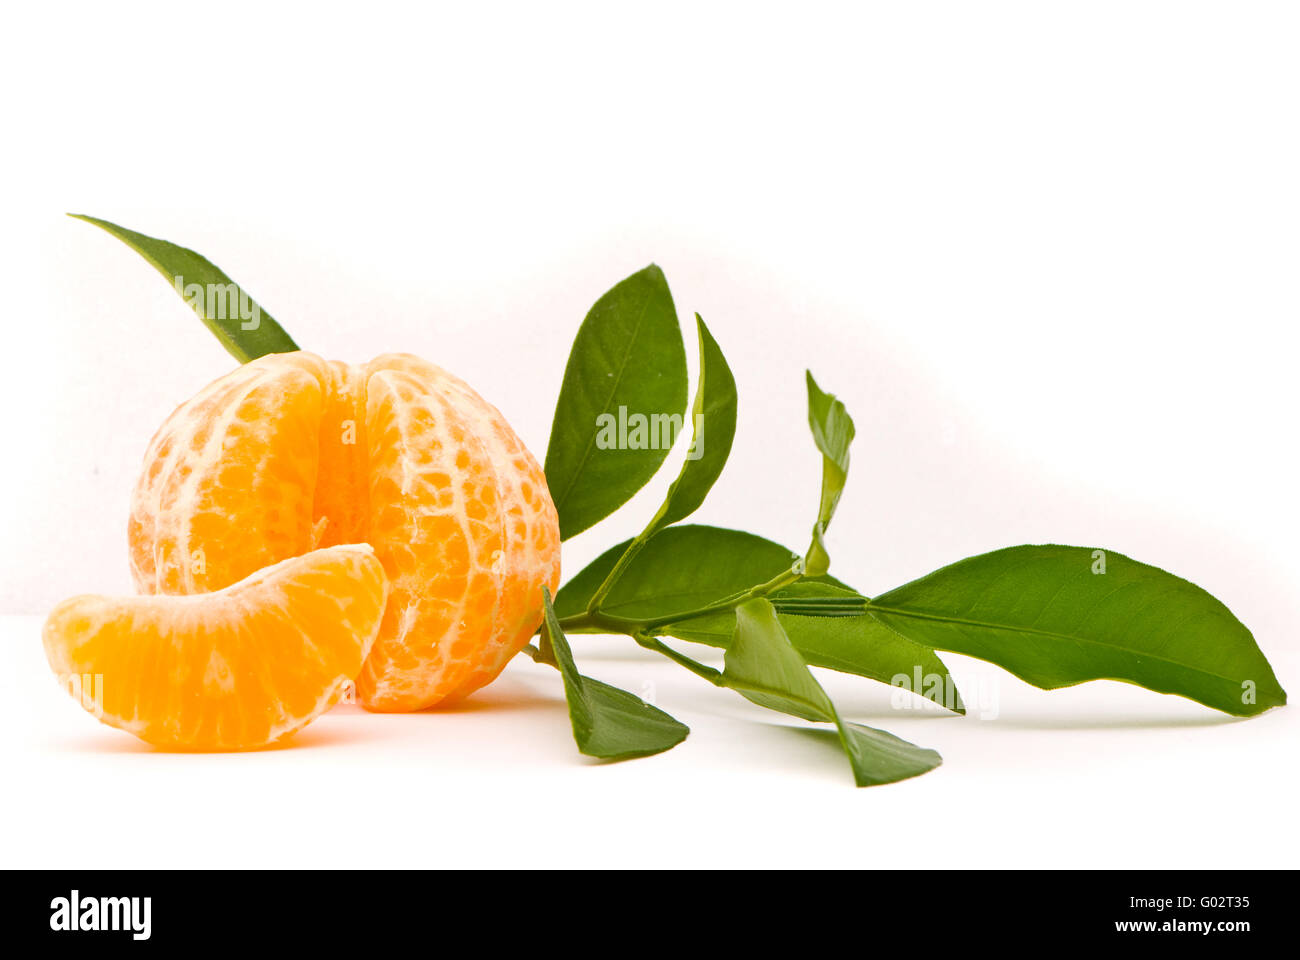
[128,350,561,711]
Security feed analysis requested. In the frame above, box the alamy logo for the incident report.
[49,890,151,941]
[595,407,703,460]
[57,673,103,718]
[173,275,261,330]
[891,667,1000,720]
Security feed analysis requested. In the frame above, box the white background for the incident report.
[1,1,1296,868]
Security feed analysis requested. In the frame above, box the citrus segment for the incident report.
[44,545,388,750]
[128,354,330,593]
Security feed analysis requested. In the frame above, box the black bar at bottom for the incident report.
[6,869,1286,947]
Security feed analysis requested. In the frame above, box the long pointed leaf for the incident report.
[645,314,737,534]
[867,544,1287,717]
[69,214,299,362]
[803,371,855,575]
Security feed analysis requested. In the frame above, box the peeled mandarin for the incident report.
[127,351,561,711]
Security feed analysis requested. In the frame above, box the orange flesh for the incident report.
[128,352,561,712]
[43,545,388,750]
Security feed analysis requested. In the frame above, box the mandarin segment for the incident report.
[130,355,330,593]
[43,545,389,750]
[311,360,371,548]
[127,350,561,713]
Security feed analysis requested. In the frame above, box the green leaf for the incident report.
[726,599,837,722]
[780,612,965,714]
[644,314,738,534]
[799,723,948,788]
[69,214,299,363]
[538,588,688,761]
[574,315,739,613]
[544,265,688,540]
[554,526,961,708]
[803,371,856,575]
[724,599,942,787]
[867,544,1287,717]
[553,525,810,623]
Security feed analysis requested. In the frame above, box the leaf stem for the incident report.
[641,564,804,630]
[584,531,651,613]
[554,610,643,633]
[632,633,725,684]
[557,562,807,637]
